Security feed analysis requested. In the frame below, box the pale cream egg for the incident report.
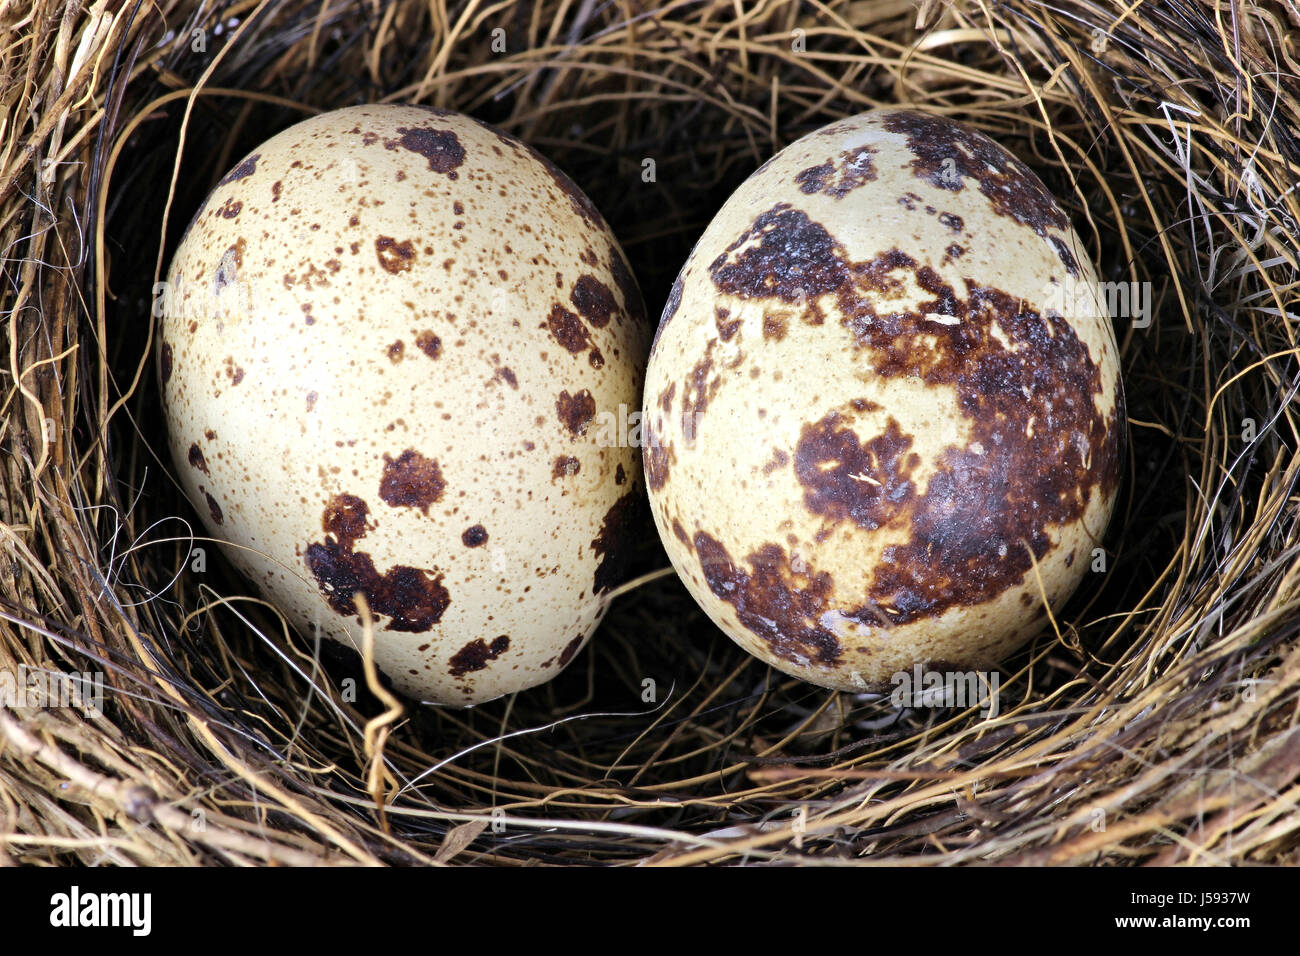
[159,104,649,705]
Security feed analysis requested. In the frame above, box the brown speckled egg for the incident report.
[643,109,1123,691]
[159,104,649,705]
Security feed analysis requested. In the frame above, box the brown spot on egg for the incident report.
[388,340,405,362]
[415,330,441,359]
[461,524,489,547]
[795,412,918,530]
[693,532,842,667]
[679,339,720,433]
[204,429,216,441]
[448,635,509,677]
[379,449,445,514]
[671,519,691,547]
[217,198,242,219]
[214,239,246,291]
[652,272,685,351]
[271,180,282,202]
[545,302,596,359]
[305,493,450,632]
[223,357,245,385]
[762,312,788,342]
[882,110,1069,238]
[552,455,580,479]
[556,389,596,437]
[556,634,585,668]
[217,153,259,186]
[495,366,518,389]
[643,419,673,491]
[571,274,617,328]
[160,343,173,384]
[708,204,847,324]
[795,161,833,195]
[615,463,626,485]
[715,307,741,341]
[762,448,789,474]
[391,126,465,177]
[375,236,416,274]
[188,442,210,475]
[204,491,224,525]
[591,490,639,595]
[938,212,964,233]
[1048,235,1081,278]
[793,145,878,198]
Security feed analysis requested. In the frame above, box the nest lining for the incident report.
[0,0,1298,866]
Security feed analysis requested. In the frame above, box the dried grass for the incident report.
[1,0,1298,865]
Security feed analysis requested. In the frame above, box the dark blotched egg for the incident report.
[643,108,1123,691]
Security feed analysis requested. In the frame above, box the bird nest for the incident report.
[2,0,1298,865]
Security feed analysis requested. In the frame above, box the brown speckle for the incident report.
[376,236,416,274]
[938,212,964,234]
[652,272,685,352]
[693,533,841,667]
[217,153,259,186]
[379,449,446,514]
[188,443,209,475]
[714,307,741,341]
[461,524,489,547]
[672,519,691,547]
[388,340,405,362]
[160,343,173,384]
[392,126,465,177]
[556,390,596,437]
[204,491,224,525]
[552,455,581,479]
[793,145,878,199]
[591,491,640,594]
[448,635,509,677]
[305,493,450,632]
[643,419,674,491]
[556,634,585,668]
[571,274,617,328]
[545,303,594,357]
[415,330,441,359]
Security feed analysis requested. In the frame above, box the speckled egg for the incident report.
[159,104,649,705]
[643,109,1124,691]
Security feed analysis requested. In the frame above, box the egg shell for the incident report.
[642,108,1124,691]
[159,104,650,705]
